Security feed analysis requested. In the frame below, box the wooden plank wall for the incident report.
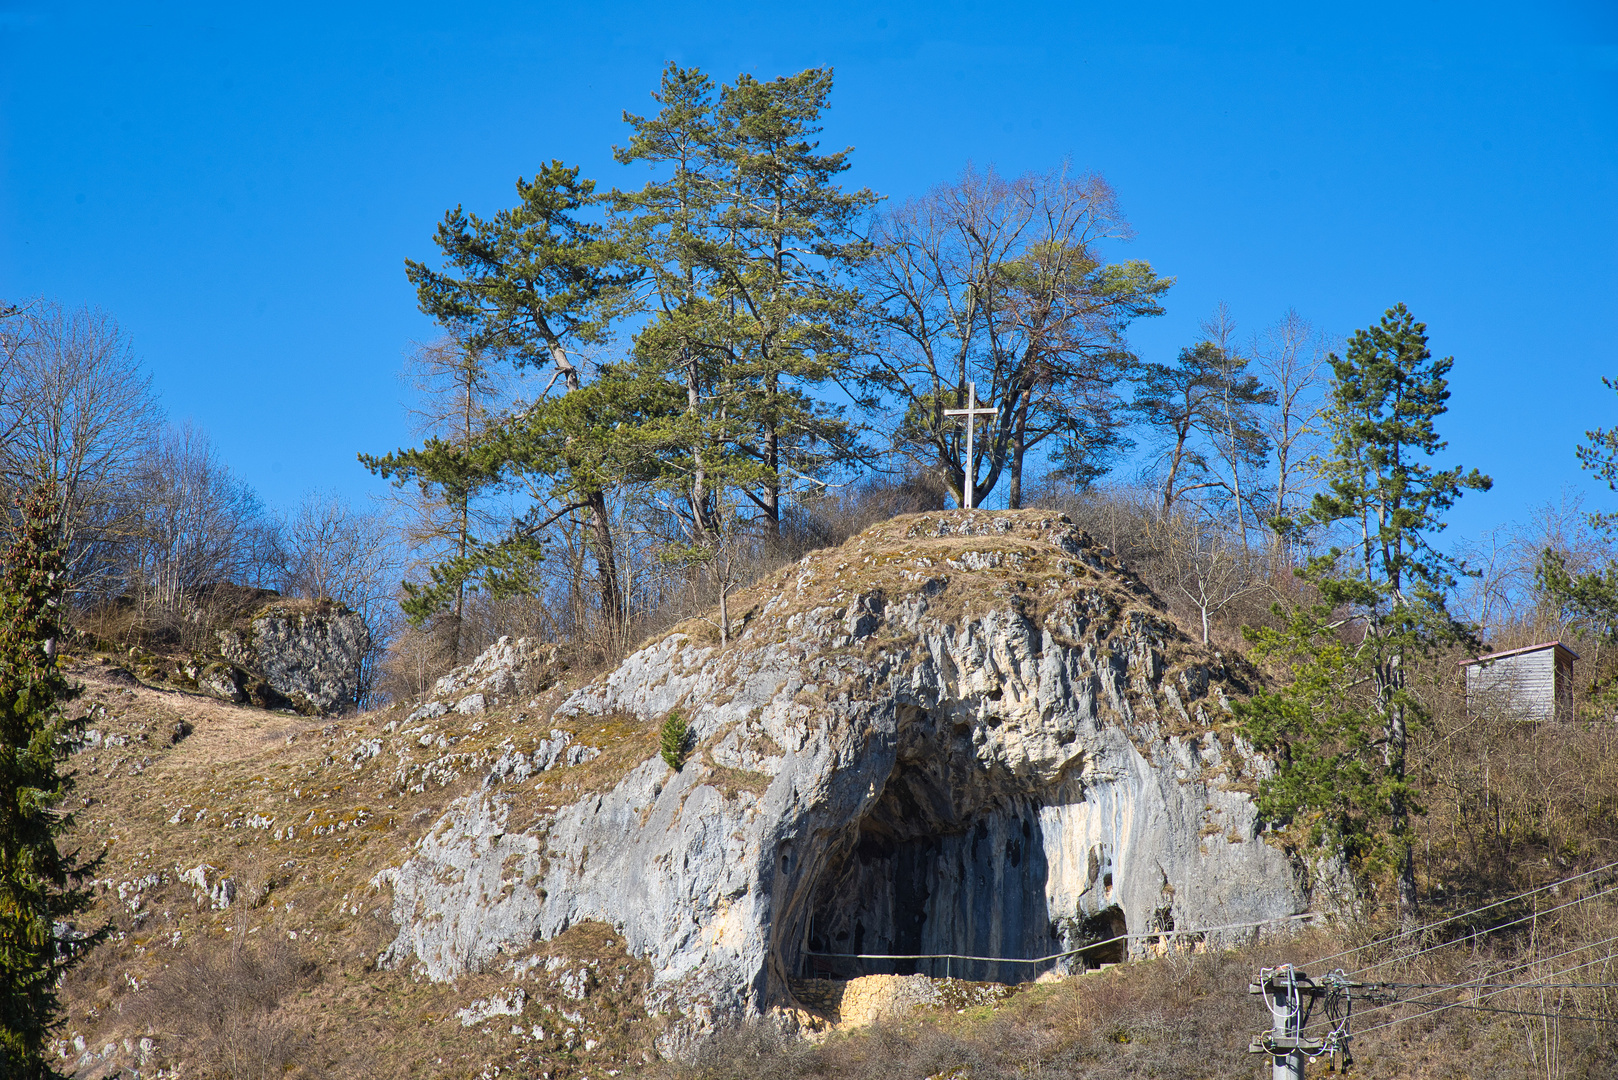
[1465,649,1569,721]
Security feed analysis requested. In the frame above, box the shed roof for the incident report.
[1461,640,1580,667]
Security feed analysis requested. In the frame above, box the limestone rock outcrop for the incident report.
[375,511,1330,1040]
[218,599,366,714]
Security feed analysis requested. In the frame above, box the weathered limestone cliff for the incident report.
[375,511,1324,1037]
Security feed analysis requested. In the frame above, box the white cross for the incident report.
[943,381,996,510]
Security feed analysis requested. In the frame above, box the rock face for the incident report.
[375,511,1329,1040]
[218,600,367,714]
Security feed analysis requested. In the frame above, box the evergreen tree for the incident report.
[1237,304,1490,927]
[614,66,872,528]
[0,486,101,1078]
[362,337,506,665]
[1128,335,1273,516]
[611,65,874,637]
[1537,377,1618,644]
[395,161,634,642]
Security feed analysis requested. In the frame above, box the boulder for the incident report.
[375,511,1335,1042]
[218,599,366,714]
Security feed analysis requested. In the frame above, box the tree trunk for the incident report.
[1380,649,1418,930]
[1007,395,1029,510]
[1227,403,1249,556]
[547,337,625,646]
[585,488,624,647]
[763,373,781,548]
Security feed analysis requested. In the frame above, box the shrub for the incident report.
[660,710,689,770]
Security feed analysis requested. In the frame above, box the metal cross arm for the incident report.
[1246,966,1359,1080]
[943,381,996,510]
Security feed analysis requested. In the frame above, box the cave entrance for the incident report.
[803,709,1065,984]
[1069,905,1128,966]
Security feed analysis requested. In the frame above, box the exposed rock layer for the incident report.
[376,511,1325,1038]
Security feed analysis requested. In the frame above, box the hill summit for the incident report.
[378,509,1325,1042]
[56,509,1332,1076]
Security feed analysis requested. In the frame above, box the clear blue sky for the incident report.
[3,1,1615,548]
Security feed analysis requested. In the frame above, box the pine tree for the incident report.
[1237,305,1490,927]
[1128,336,1274,516]
[613,65,875,524]
[612,65,874,637]
[1537,376,1618,645]
[400,161,634,643]
[0,486,101,1078]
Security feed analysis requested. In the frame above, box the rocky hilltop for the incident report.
[93,585,368,715]
[53,509,1335,1078]
[376,510,1324,1039]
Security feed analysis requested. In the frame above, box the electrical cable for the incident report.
[1344,882,1618,977]
[1352,946,1618,1039]
[1295,932,1618,1042]
[1340,932,1618,1027]
[1381,981,1618,990]
[1438,1003,1618,1024]
[1304,860,1618,970]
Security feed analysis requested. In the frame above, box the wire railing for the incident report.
[801,912,1321,982]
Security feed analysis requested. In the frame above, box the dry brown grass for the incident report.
[661,912,1618,1080]
[51,650,669,1079]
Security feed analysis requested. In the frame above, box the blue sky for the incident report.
[2,1,1615,548]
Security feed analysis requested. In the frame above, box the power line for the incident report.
[1341,931,1618,1027]
[1352,945,1618,1038]
[1305,860,1618,971]
[1440,1003,1618,1024]
[1382,981,1618,990]
[1345,882,1618,977]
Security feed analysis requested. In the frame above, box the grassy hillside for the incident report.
[46,497,1618,1080]
[54,653,667,1079]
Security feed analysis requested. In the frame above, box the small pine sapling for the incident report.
[659,711,689,771]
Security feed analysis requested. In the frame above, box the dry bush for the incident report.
[1027,478,1300,649]
[788,471,953,552]
[374,617,458,703]
[1416,674,1618,901]
[133,927,312,1080]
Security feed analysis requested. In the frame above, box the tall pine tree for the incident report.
[393,161,640,646]
[0,486,101,1078]
[1237,304,1489,927]
[614,66,873,545]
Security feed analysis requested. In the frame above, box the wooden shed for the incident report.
[1461,641,1578,722]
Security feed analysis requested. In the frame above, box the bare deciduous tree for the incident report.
[281,492,401,706]
[282,493,397,616]
[0,300,161,603]
[1157,510,1266,645]
[860,164,1169,508]
[384,336,509,665]
[1251,308,1331,552]
[122,422,280,645]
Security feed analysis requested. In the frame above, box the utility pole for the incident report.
[1247,966,1357,1079]
[943,382,996,510]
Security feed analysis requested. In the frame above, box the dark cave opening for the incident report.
[802,705,1083,984]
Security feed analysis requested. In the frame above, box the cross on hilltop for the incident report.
[944,382,996,510]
